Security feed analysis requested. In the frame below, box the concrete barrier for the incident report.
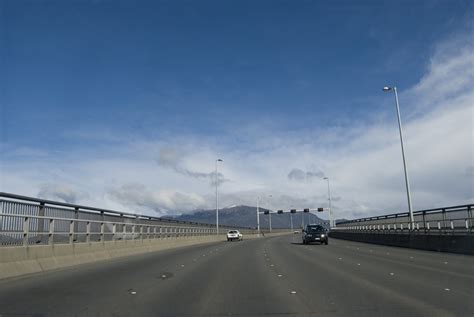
[0,232,289,280]
[329,231,474,255]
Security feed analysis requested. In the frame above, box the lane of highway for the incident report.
[0,235,472,316]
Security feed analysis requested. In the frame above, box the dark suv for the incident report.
[302,225,328,245]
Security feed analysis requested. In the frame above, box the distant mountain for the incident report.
[172,205,328,229]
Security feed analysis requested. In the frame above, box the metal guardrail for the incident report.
[0,192,257,246]
[333,204,473,234]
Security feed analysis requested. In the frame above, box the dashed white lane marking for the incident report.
[270,264,274,267]
[444,288,450,291]
[338,258,342,260]
[290,291,297,294]
[180,264,185,267]
[444,261,448,264]
[386,252,390,255]
[357,263,361,266]
[409,256,414,259]
[130,291,137,295]
[161,274,167,278]
[277,274,283,277]
[390,272,395,276]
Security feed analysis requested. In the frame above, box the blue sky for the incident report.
[1,0,473,219]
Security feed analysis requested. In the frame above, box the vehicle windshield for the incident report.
[307,226,324,233]
[228,231,237,234]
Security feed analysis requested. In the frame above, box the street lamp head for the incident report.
[383,86,392,92]
[216,159,223,162]
[323,177,328,180]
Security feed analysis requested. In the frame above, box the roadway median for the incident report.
[0,232,288,280]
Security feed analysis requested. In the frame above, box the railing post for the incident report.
[86,221,91,243]
[23,216,30,246]
[442,208,447,234]
[112,223,116,241]
[422,211,427,233]
[132,225,135,240]
[100,222,105,242]
[467,205,472,234]
[48,219,55,245]
[69,220,74,244]
[123,223,127,240]
[73,207,79,242]
[36,202,45,243]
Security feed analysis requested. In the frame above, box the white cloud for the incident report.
[1,31,472,220]
[107,183,207,216]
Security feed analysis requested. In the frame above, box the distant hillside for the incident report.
[172,205,328,229]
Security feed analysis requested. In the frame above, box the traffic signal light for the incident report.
[303,208,310,213]
[290,209,296,213]
[317,207,324,212]
[277,210,283,214]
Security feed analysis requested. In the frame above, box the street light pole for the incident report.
[215,159,223,235]
[323,177,333,227]
[290,212,293,231]
[257,196,260,236]
[383,86,414,228]
[269,210,272,232]
[268,195,272,232]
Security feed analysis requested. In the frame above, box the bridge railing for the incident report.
[333,204,473,235]
[0,192,256,246]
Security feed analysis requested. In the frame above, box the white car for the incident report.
[227,230,243,241]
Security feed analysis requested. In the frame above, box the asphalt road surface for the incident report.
[0,234,473,316]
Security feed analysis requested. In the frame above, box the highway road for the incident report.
[0,234,472,316]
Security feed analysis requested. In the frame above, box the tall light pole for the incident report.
[290,212,293,231]
[268,195,273,232]
[215,159,223,235]
[301,208,304,228]
[256,196,260,235]
[323,177,333,228]
[383,86,414,228]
